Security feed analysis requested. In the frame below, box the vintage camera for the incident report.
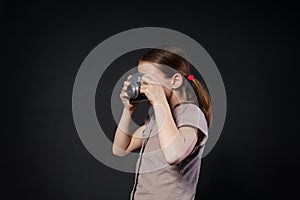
[126,72,148,103]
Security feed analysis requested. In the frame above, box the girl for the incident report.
[112,47,212,200]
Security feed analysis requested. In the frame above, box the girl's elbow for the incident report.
[164,151,182,165]
[112,145,128,157]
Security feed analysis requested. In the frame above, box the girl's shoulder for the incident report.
[172,102,208,136]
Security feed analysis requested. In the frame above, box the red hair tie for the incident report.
[187,74,194,81]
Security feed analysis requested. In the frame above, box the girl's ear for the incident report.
[171,73,183,89]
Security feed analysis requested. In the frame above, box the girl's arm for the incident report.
[112,108,144,157]
[139,74,200,165]
[153,101,199,165]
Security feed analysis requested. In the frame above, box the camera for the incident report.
[126,72,148,103]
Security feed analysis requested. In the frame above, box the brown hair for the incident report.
[140,47,212,127]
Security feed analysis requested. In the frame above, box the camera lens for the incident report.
[127,82,139,99]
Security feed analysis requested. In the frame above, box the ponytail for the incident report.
[189,77,212,128]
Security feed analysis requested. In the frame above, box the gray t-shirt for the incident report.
[130,102,208,200]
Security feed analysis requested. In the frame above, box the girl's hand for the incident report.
[140,74,168,106]
[119,75,138,111]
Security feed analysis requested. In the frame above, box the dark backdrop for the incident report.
[4,1,297,200]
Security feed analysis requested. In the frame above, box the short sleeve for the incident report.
[172,103,208,146]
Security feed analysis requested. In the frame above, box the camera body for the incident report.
[126,72,148,103]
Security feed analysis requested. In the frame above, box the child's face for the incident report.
[137,60,173,99]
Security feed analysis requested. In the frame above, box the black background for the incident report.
[4,1,297,200]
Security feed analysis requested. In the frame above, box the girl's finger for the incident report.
[139,85,147,94]
[139,86,144,93]
[120,92,129,99]
[140,84,146,90]
[127,75,132,81]
[123,81,130,87]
